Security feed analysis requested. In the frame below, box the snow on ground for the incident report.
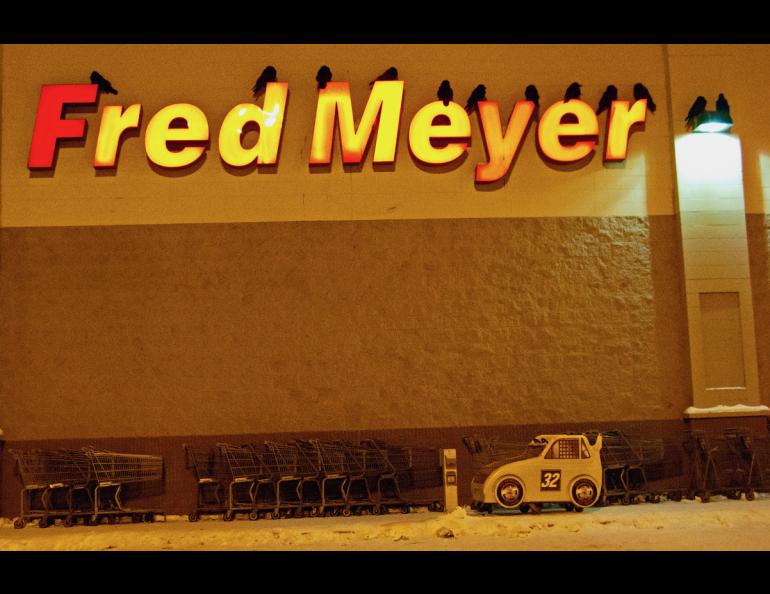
[2,495,770,551]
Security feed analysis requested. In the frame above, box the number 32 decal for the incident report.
[540,470,561,491]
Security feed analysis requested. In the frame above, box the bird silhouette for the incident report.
[524,84,540,107]
[90,71,118,95]
[465,84,487,114]
[437,80,453,106]
[716,93,730,115]
[633,83,656,112]
[564,82,582,101]
[525,84,540,120]
[316,66,332,90]
[685,96,708,130]
[596,85,618,115]
[252,66,277,99]
[370,67,398,87]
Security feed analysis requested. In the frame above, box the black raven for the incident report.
[633,83,656,112]
[716,93,730,115]
[465,84,487,114]
[90,71,118,95]
[596,85,618,115]
[524,84,540,107]
[564,82,582,101]
[437,80,453,106]
[685,96,708,130]
[370,67,398,86]
[252,66,277,99]
[316,66,332,90]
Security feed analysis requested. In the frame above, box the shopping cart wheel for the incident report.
[371,504,381,515]
[13,518,25,529]
[223,510,235,522]
[309,507,319,517]
[401,505,410,514]
[38,517,51,529]
[264,511,275,520]
[700,492,711,503]
[745,489,756,501]
[248,510,259,521]
[341,507,352,517]
[668,491,683,502]
[64,516,74,528]
[187,512,199,522]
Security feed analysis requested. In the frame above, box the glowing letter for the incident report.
[604,99,647,161]
[219,82,289,167]
[537,100,599,163]
[310,81,404,165]
[145,104,209,168]
[94,104,142,168]
[408,101,470,165]
[28,84,98,169]
[475,101,535,182]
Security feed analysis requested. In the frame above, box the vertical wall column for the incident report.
[674,133,764,416]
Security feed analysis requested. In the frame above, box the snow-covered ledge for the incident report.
[684,404,770,419]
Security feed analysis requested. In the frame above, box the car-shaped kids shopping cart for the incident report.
[471,434,603,513]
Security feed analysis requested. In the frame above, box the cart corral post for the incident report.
[441,449,458,512]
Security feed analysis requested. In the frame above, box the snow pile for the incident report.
[2,497,770,550]
[684,404,770,416]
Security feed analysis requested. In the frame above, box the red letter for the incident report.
[28,84,99,169]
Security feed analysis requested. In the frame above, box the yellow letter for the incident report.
[537,100,598,163]
[219,82,289,167]
[94,104,142,168]
[604,99,647,161]
[310,81,404,164]
[145,104,209,168]
[475,101,535,182]
[408,101,470,165]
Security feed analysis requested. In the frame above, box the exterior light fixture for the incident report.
[692,110,733,133]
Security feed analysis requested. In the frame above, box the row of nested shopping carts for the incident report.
[9,447,164,528]
[184,439,445,521]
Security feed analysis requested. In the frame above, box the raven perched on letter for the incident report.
[465,84,487,114]
[596,85,618,115]
[370,67,398,86]
[252,66,277,99]
[90,71,118,95]
[316,66,332,90]
[716,93,730,115]
[564,82,582,101]
[633,83,656,113]
[437,80,453,106]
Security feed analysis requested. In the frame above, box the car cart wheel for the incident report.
[433,502,444,512]
[570,478,600,509]
[13,518,25,529]
[745,489,756,501]
[223,510,235,522]
[519,504,530,514]
[573,505,584,513]
[495,477,525,510]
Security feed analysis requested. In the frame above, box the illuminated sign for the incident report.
[28,81,649,182]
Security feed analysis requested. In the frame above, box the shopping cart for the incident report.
[262,440,321,518]
[183,444,231,521]
[217,442,275,521]
[10,449,92,528]
[82,447,165,524]
[682,430,752,502]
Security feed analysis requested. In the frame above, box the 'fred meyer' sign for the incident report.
[28,81,648,183]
